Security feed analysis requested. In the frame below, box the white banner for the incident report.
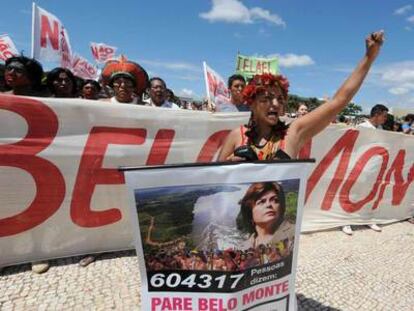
[32,4,72,66]
[0,34,19,61]
[71,54,98,80]
[90,42,117,63]
[124,161,312,311]
[203,62,236,112]
[0,94,413,267]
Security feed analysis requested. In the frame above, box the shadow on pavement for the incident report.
[0,250,137,276]
[297,293,342,311]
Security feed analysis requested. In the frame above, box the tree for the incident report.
[339,102,362,116]
[287,94,323,113]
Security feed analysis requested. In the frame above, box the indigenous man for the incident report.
[101,56,149,104]
[146,77,180,109]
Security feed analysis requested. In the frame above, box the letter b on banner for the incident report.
[0,96,65,237]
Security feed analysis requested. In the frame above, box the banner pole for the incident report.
[31,2,36,58]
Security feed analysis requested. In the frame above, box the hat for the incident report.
[242,73,289,106]
[101,55,149,96]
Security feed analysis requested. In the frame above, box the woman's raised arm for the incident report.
[286,31,384,155]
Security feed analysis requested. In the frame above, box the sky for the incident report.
[1,0,414,112]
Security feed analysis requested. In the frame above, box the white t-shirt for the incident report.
[110,97,140,105]
[145,99,180,109]
[357,120,383,130]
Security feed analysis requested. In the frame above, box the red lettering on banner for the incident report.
[103,47,114,56]
[71,127,146,227]
[146,129,175,165]
[91,45,99,59]
[372,150,414,209]
[40,15,59,50]
[339,147,389,213]
[305,129,359,210]
[0,96,65,237]
[207,71,217,94]
[196,130,231,162]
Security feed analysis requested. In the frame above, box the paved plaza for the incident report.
[1,221,413,310]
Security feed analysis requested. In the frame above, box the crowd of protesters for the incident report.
[0,34,412,274]
[145,239,293,272]
[0,55,207,110]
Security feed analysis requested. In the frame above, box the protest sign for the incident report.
[72,54,99,80]
[0,34,19,61]
[90,42,117,63]
[235,54,278,79]
[32,4,72,67]
[0,94,413,268]
[123,160,313,311]
[203,62,236,112]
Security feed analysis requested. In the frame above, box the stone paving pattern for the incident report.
[1,221,413,310]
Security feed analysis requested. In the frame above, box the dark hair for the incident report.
[150,77,166,88]
[5,56,44,90]
[370,104,388,118]
[382,113,394,131]
[82,79,101,92]
[228,74,245,89]
[393,122,403,132]
[47,67,78,95]
[245,112,288,146]
[404,114,414,122]
[338,115,346,123]
[237,182,286,235]
[296,102,308,111]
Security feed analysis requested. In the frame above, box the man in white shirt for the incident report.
[228,74,249,112]
[342,104,389,235]
[357,104,388,130]
[146,77,180,109]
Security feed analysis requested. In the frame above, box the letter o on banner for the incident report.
[339,146,389,213]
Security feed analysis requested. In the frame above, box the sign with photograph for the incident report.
[123,160,313,311]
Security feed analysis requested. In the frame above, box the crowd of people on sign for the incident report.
[146,239,293,272]
[0,30,412,275]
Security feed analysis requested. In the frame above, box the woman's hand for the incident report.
[225,154,245,162]
[366,30,384,61]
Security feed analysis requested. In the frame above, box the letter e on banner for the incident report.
[71,127,146,227]
[0,96,65,237]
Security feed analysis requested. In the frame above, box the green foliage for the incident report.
[287,94,323,113]
[285,191,298,222]
[339,102,363,116]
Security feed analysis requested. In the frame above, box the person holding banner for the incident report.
[0,64,7,92]
[228,74,249,112]
[146,77,180,109]
[4,56,45,96]
[80,79,101,100]
[47,67,78,98]
[101,56,149,104]
[218,31,384,162]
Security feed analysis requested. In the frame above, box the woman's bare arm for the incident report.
[217,128,244,161]
[286,31,384,155]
